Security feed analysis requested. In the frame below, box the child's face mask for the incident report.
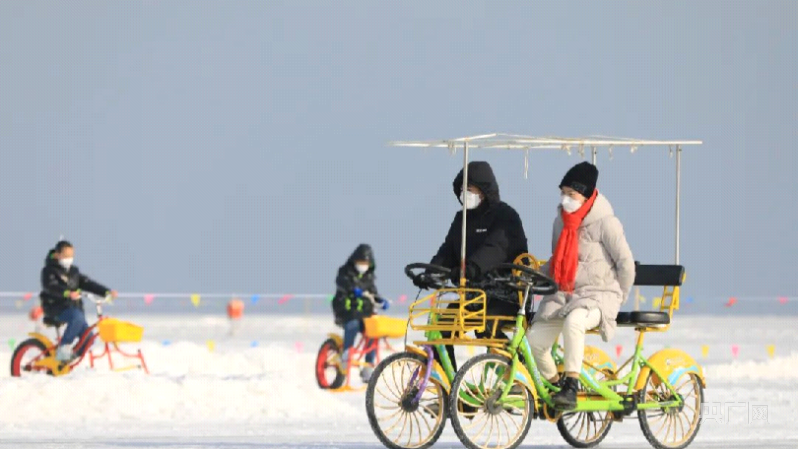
[355,263,369,274]
[59,257,74,270]
[460,191,482,210]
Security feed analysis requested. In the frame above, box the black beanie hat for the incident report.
[559,162,599,198]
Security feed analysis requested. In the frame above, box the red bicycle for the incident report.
[316,314,407,392]
[10,293,149,377]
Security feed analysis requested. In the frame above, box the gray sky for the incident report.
[1,1,796,301]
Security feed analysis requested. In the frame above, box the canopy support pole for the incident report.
[591,146,597,165]
[460,141,470,287]
[675,145,682,264]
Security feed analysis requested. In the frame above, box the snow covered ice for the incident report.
[1,314,797,448]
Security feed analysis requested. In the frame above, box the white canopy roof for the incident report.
[389,133,702,152]
[389,133,703,264]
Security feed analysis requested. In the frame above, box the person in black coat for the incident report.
[331,244,388,382]
[40,241,118,362]
[415,161,529,372]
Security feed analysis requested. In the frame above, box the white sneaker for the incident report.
[55,346,74,363]
[360,365,374,383]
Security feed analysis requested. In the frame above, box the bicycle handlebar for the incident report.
[82,292,113,304]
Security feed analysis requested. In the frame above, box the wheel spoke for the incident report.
[417,404,434,434]
[577,411,588,441]
[374,402,400,410]
[386,363,404,399]
[676,406,690,439]
[406,406,415,447]
[652,408,669,438]
[378,406,404,424]
[376,384,399,403]
[494,414,504,448]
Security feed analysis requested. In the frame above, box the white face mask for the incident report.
[58,258,74,270]
[561,195,583,213]
[460,191,482,210]
[355,263,369,274]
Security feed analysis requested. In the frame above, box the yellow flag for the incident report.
[701,345,709,358]
[653,297,662,308]
[467,346,475,356]
[206,340,215,352]
[766,344,775,358]
[191,294,201,307]
[638,295,647,304]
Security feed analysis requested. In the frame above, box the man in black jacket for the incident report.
[415,161,529,372]
[331,244,388,382]
[40,241,117,362]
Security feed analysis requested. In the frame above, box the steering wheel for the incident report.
[404,263,452,290]
[484,263,559,295]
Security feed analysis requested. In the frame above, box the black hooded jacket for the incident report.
[331,244,380,323]
[40,249,111,318]
[431,161,529,280]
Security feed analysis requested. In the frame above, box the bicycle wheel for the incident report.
[449,353,533,449]
[316,338,345,389]
[638,371,703,449]
[10,338,50,377]
[365,351,447,449]
[556,369,614,448]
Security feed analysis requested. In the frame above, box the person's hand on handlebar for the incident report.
[69,291,81,300]
[412,276,436,290]
[449,263,480,286]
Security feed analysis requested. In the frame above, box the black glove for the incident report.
[449,263,480,285]
[413,276,435,290]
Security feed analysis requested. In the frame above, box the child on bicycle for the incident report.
[528,162,635,409]
[414,161,529,373]
[331,244,389,382]
[40,240,118,362]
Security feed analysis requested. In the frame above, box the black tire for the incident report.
[449,353,533,449]
[638,372,703,449]
[366,351,447,449]
[556,372,614,448]
[315,338,345,390]
[10,338,49,377]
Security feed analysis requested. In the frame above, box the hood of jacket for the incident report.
[45,249,63,269]
[347,244,375,272]
[452,161,501,206]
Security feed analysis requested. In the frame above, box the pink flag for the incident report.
[615,345,623,358]
[398,295,408,304]
[22,292,33,301]
[278,294,294,305]
[294,341,304,353]
[144,294,155,305]
[778,297,788,305]
[724,297,737,307]
[731,345,739,358]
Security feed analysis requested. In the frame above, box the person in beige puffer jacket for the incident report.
[528,161,635,410]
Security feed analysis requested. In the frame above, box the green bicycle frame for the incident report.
[480,310,684,414]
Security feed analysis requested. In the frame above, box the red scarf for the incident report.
[550,190,598,293]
